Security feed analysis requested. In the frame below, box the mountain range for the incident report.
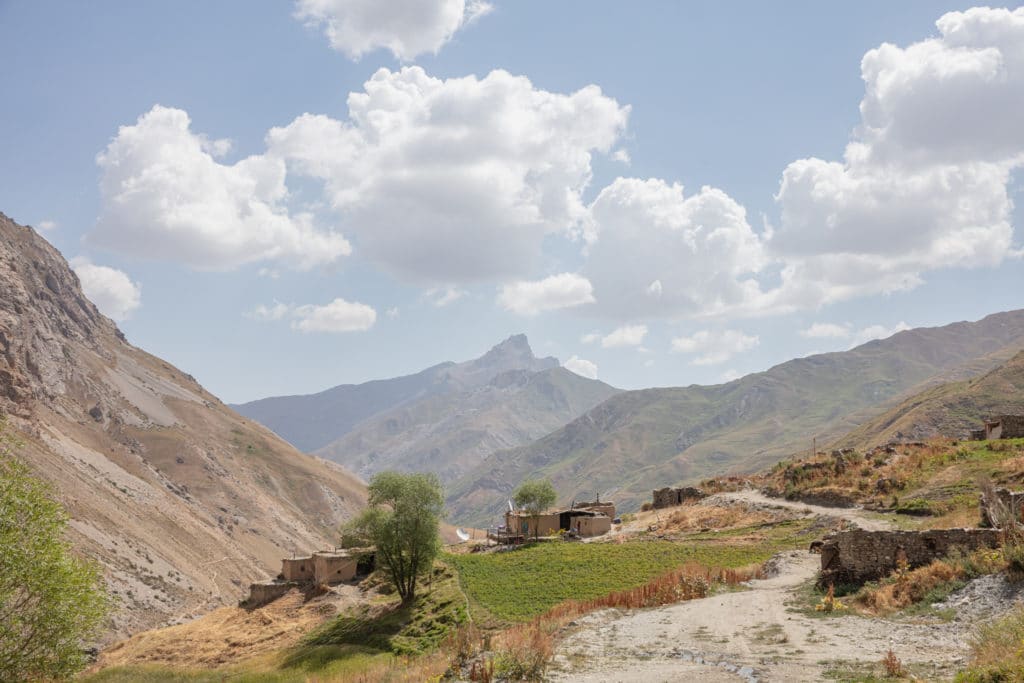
[445,311,1024,526]
[0,213,367,639]
[233,336,620,485]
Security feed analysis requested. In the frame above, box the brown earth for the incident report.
[0,213,367,641]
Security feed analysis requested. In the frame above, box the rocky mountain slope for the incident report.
[316,365,619,484]
[235,335,620,486]
[231,334,565,453]
[0,213,367,640]
[449,311,1024,525]
[835,348,1024,448]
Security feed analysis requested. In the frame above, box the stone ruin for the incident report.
[652,486,706,509]
[244,548,374,607]
[818,528,1002,587]
[980,487,1024,528]
[970,415,1024,441]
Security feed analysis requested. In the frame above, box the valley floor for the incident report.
[549,498,1022,682]
[550,552,969,681]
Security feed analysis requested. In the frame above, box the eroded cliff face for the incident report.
[0,213,366,640]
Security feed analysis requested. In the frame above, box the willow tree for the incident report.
[344,471,444,604]
[0,420,110,680]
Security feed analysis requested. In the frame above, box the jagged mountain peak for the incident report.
[460,334,558,377]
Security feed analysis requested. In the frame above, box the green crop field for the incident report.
[448,521,815,622]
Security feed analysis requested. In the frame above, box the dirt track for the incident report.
[710,490,894,532]
[550,497,982,682]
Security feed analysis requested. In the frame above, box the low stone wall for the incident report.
[819,528,1002,587]
[652,487,706,509]
[244,581,299,608]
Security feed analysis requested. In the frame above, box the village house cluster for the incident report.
[490,499,616,542]
[245,548,373,606]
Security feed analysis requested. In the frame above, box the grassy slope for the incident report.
[86,563,467,683]
[734,438,1024,528]
[450,311,1024,526]
[836,349,1024,449]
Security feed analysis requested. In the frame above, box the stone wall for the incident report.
[244,581,298,607]
[652,487,706,509]
[987,413,1024,440]
[819,528,1002,587]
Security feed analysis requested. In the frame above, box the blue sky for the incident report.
[1,1,1022,402]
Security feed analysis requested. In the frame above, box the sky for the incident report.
[1,1,1023,403]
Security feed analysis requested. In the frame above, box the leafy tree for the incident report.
[513,478,557,540]
[0,420,110,681]
[344,471,444,604]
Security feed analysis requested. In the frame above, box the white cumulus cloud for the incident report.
[563,355,598,380]
[601,324,648,349]
[70,258,142,322]
[92,105,351,271]
[267,67,629,284]
[427,287,467,308]
[768,6,1024,309]
[583,177,767,320]
[799,322,852,339]
[292,298,377,333]
[671,329,759,365]
[248,298,376,332]
[246,301,291,321]
[295,0,491,61]
[498,273,595,316]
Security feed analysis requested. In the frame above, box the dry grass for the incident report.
[656,503,790,533]
[955,606,1024,682]
[94,587,360,670]
[856,559,961,614]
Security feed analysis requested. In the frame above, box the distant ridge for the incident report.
[447,310,1024,526]
[836,348,1024,448]
[231,334,562,452]
[234,334,619,486]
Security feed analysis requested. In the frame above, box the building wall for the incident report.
[281,557,314,582]
[313,553,357,584]
[506,511,561,537]
[576,515,611,537]
[983,415,1024,440]
[999,415,1024,439]
[576,501,616,519]
[819,528,1001,586]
